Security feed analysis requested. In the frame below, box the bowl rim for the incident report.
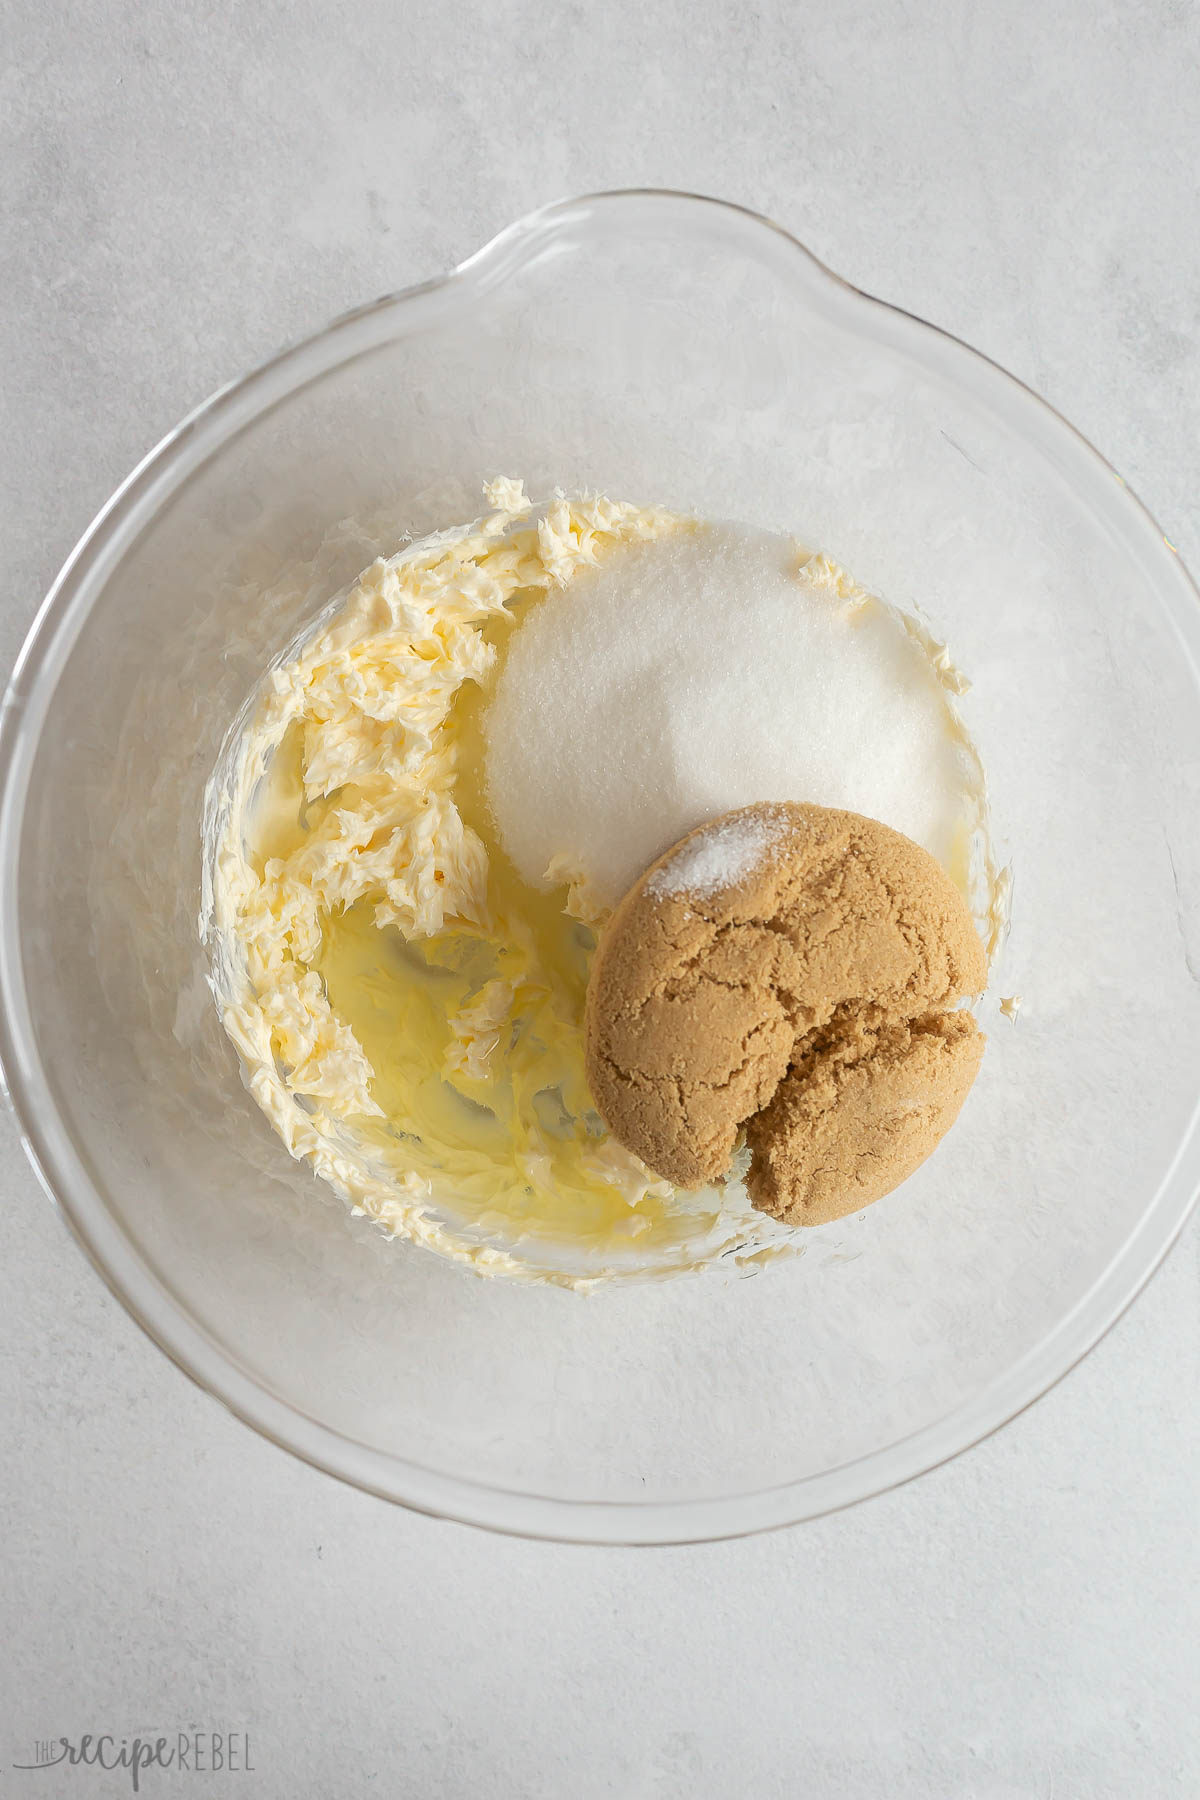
[3,187,1199,1545]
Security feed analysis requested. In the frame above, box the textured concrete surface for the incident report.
[3,1,1199,1793]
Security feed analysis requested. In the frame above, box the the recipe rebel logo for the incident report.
[12,1730,254,1791]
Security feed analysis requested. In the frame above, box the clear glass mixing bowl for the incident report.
[3,191,1200,1544]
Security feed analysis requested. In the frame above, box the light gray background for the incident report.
[3,2,1199,1795]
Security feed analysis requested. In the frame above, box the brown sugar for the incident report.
[584,802,987,1226]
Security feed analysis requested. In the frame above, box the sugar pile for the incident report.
[647,807,790,900]
[483,520,976,912]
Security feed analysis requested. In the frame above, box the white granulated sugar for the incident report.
[483,521,973,910]
[648,809,788,900]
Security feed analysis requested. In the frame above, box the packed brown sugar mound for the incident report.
[584,802,987,1226]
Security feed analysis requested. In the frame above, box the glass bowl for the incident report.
[3,190,1199,1544]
